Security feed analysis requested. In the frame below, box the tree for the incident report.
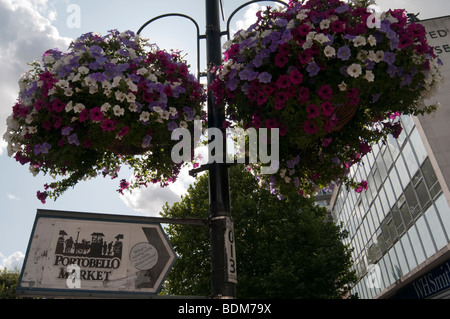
[0,268,20,299]
[161,166,357,298]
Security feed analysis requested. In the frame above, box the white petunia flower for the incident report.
[139,111,150,122]
[113,105,124,116]
[347,63,363,78]
[324,45,336,58]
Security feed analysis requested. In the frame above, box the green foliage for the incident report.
[161,166,357,298]
[0,268,20,299]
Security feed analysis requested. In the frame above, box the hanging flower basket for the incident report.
[4,30,206,202]
[210,0,442,197]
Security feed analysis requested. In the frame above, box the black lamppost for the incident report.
[138,0,287,299]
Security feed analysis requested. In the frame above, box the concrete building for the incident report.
[330,15,450,299]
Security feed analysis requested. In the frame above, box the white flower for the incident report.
[101,102,111,112]
[112,76,123,88]
[338,81,347,91]
[43,55,54,64]
[137,68,148,75]
[153,106,163,114]
[84,76,96,86]
[125,78,138,92]
[169,107,178,117]
[324,45,336,58]
[347,64,362,78]
[353,36,367,47]
[147,73,158,82]
[314,33,329,44]
[115,91,126,102]
[139,111,150,122]
[320,19,330,30]
[126,92,136,103]
[78,66,89,75]
[71,73,81,82]
[74,103,85,113]
[179,121,188,129]
[113,105,124,116]
[56,79,70,88]
[364,70,375,82]
[64,88,73,97]
[368,35,377,47]
[129,103,138,112]
[65,101,74,112]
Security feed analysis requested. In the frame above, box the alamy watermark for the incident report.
[171,120,280,175]
[66,4,81,29]
[366,264,382,289]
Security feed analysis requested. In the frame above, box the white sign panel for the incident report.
[16,209,177,298]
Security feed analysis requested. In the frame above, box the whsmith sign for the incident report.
[16,209,177,298]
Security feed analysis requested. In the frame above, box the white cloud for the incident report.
[0,0,72,153]
[120,167,197,216]
[0,251,25,270]
[6,192,21,200]
[231,3,262,36]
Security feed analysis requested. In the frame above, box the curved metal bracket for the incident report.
[137,13,203,79]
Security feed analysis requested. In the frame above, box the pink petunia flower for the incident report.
[306,104,320,119]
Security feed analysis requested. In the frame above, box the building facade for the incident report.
[330,15,450,299]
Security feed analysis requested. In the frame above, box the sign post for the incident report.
[16,209,179,298]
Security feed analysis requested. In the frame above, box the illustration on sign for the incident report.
[16,209,177,298]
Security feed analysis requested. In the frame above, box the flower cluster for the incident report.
[210,0,442,197]
[4,30,206,202]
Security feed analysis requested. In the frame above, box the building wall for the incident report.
[330,16,450,299]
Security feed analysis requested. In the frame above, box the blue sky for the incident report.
[1,0,449,270]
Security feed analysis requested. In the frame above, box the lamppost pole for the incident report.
[205,0,236,299]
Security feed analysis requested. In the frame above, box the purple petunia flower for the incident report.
[337,45,351,61]
[167,121,178,131]
[68,133,80,145]
[383,51,396,65]
[306,62,320,77]
[258,72,272,83]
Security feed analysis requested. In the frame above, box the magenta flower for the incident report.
[90,107,104,122]
[321,101,334,117]
[304,120,318,135]
[306,104,320,119]
[101,118,115,132]
[317,84,333,100]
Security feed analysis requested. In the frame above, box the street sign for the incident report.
[16,209,177,298]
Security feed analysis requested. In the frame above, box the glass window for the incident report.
[404,184,420,220]
[400,199,413,227]
[424,205,448,251]
[409,128,428,164]
[381,220,392,248]
[384,180,396,210]
[403,141,419,177]
[401,115,415,135]
[415,215,436,258]
[382,253,396,286]
[435,194,450,241]
[377,229,387,255]
[408,225,426,266]
[388,134,401,160]
[392,203,405,235]
[396,157,410,189]
[376,154,388,182]
[422,158,442,199]
[389,169,403,199]
[401,234,417,271]
[394,239,410,274]
[383,146,394,170]
[415,180,431,209]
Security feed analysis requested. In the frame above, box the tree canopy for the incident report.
[161,166,357,298]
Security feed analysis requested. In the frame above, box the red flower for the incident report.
[306,104,320,119]
[317,84,333,100]
[304,120,318,135]
[321,101,334,116]
[101,118,115,131]
[275,53,289,68]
